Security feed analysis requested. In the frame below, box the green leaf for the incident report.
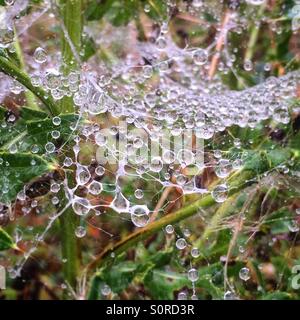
[266,148,291,168]
[0,152,55,204]
[143,0,168,21]
[86,0,138,26]
[0,108,79,154]
[85,0,117,21]
[263,208,293,234]
[261,291,294,300]
[24,114,79,154]
[81,36,97,62]
[0,106,47,149]
[108,0,138,26]
[100,261,136,293]
[0,105,6,120]
[242,148,291,174]
[19,107,48,121]
[0,227,15,251]
[96,247,174,295]
[144,262,224,300]
[144,269,189,300]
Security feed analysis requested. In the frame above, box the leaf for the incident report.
[144,0,168,21]
[266,148,291,168]
[263,208,293,234]
[81,36,96,62]
[242,148,291,174]
[23,114,79,154]
[0,227,15,251]
[261,291,294,300]
[144,262,224,300]
[85,0,117,21]
[96,247,174,295]
[0,105,6,120]
[0,107,79,154]
[100,261,136,293]
[0,152,55,204]
[107,0,138,26]
[144,269,189,300]
[19,107,48,121]
[86,0,138,26]
[0,106,47,149]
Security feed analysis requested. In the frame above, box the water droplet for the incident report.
[111,191,130,213]
[239,267,251,281]
[45,142,55,153]
[176,238,187,250]
[142,65,153,78]
[72,197,90,216]
[156,36,167,50]
[101,284,112,296]
[9,144,17,154]
[0,28,14,48]
[64,157,73,167]
[76,165,91,185]
[187,268,199,282]
[178,291,188,300]
[144,4,150,12]
[50,183,60,193]
[95,165,105,176]
[89,181,103,195]
[150,157,163,172]
[4,0,15,6]
[52,116,61,126]
[51,130,60,139]
[224,290,237,300]
[95,132,107,146]
[191,247,200,258]
[131,205,150,227]
[211,184,228,203]
[215,159,232,178]
[288,220,299,232]
[75,226,86,238]
[134,189,144,199]
[165,225,174,234]
[31,144,40,154]
[193,49,208,65]
[34,47,47,64]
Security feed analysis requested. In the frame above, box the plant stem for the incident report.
[58,0,82,293]
[244,4,266,62]
[59,206,80,288]
[59,0,82,114]
[0,54,59,116]
[13,27,39,111]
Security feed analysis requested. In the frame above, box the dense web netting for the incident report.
[0,0,300,300]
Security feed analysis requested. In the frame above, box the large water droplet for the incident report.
[110,191,130,213]
[211,184,228,203]
[34,47,47,63]
[130,205,150,227]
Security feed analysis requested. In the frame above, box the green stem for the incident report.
[58,0,82,293]
[59,206,80,289]
[0,54,59,116]
[59,0,82,113]
[13,27,39,111]
[244,4,266,62]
